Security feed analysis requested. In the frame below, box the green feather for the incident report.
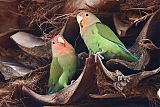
[95,22,125,47]
[82,22,139,62]
[48,57,62,87]
[48,51,77,94]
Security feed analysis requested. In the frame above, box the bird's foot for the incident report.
[71,80,75,84]
[64,80,75,88]
[94,52,104,63]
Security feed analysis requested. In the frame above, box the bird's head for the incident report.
[76,11,100,33]
[52,34,75,56]
[52,34,65,46]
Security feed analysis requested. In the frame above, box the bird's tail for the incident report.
[48,84,63,94]
[125,51,139,62]
[119,45,139,62]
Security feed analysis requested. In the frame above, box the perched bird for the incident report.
[48,34,77,94]
[76,11,139,62]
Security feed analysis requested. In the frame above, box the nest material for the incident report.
[0,0,160,107]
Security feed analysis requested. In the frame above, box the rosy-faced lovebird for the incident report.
[48,35,77,94]
[76,11,139,62]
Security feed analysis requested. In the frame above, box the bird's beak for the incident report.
[77,15,83,25]
[58,37,65,45]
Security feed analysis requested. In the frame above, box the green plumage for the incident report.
[82,22,139,62]
[48,50,77,94]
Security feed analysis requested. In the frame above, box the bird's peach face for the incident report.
[77,11,100,30]
[77,12,90,28]
[52,35,65,46]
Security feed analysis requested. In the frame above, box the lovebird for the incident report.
[76,11,139,62]
[48,34,77,94]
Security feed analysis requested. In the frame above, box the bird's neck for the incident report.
[52,44,74,57]
[80,21,100,36]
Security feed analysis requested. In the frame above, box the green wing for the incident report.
[48,57,62,87]
[95,22,125,47]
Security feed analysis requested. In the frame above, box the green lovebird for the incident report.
[48,34,77,94]
[76,11,139,62]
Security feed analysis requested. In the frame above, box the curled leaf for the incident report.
[107,9,160,72]
[0,1,18,33]
[63,0,120,13]
[113,8,152,38]
[0,56,32,80]
[91,56,160,98]
[22,56,96,105]
[113,13,133,37]
[134,9,160,70]
[11,32,51,58]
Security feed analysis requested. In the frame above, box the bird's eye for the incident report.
[85,13,89,16]
[52,42,55,44]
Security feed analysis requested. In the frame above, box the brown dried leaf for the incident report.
[90,56,160,98]
[105,53,147,71]
[0,46,19,57]
[22,56,96,105]
[113,13,133,37]
[0,0,16,2]
[11,32,51,58]
[15,53,50,69]
[63,0,120,13]
[133,9,160,70]
[0,30,20,49]
[0,56,32,80]
[107,9,160,71]
[113,11,152,38]
[0,1,19,33]
[32,0,45,3]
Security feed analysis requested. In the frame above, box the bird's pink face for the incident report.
[52,35,66,47]
[77,11,100,32]
[77,12,90,29]
[52,35,73,56]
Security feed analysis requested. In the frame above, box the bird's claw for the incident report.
[94,52,104,63]
[64,80,75,88]
[71,80,75,84]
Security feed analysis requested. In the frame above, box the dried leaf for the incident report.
[0,46,19,57]
[32,0,45,3]
[15,53,50,69]
[63,0,120,13]
[107,9,160,72]
[0,56,32,80]
[113,11,152,38]
[90,56,160,98]
[134,9,160,46]
[0,1,19,33]
[133,9,160,70]
[113,13,133,37]
[90,92,143,99]
[22,56,96,105]
[11,32,51,58]
[0,0,16,2]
